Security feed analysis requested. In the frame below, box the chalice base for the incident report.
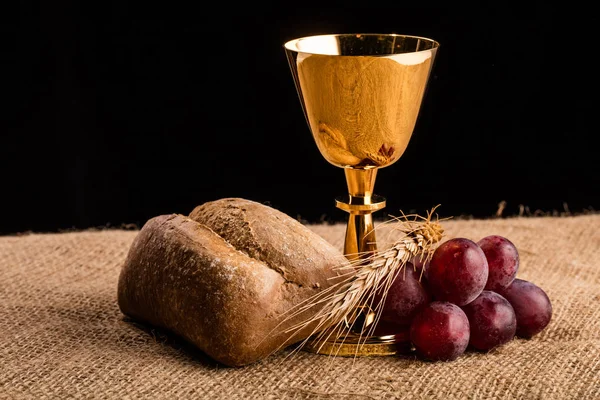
[302,331,412,357]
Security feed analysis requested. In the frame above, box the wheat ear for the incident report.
[266,206,448,361]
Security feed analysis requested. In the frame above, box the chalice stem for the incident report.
[344,213,377,259]
[337,168,386,261]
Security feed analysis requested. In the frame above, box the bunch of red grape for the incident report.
[374,235,553,361]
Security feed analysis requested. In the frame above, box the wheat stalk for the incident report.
[266,205,448,361]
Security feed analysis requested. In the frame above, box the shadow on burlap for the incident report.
[1,215,599,399]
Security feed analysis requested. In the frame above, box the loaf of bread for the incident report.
[117,198,346,367]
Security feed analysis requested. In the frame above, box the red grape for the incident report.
[427,238,489,306]
[410,301,470,361]
[496,278,552,338]
[372,264,430,336]
[461,290,516,351]
[410,254,431,281]
[477,235,520,291]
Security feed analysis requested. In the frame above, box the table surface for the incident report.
[1,214,599,399]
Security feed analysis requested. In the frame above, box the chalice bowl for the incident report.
[284,33,439,356]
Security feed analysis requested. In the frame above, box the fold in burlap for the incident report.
[1,215,599,399]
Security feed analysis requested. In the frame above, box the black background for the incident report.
[1,3,598,235]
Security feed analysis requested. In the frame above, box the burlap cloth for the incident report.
[1,214,599,399]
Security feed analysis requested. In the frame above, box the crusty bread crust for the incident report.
[118,198,346,367]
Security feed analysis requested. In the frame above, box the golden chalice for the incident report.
[284,33,439,356]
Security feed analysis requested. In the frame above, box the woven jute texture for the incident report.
[1,214,599,399]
